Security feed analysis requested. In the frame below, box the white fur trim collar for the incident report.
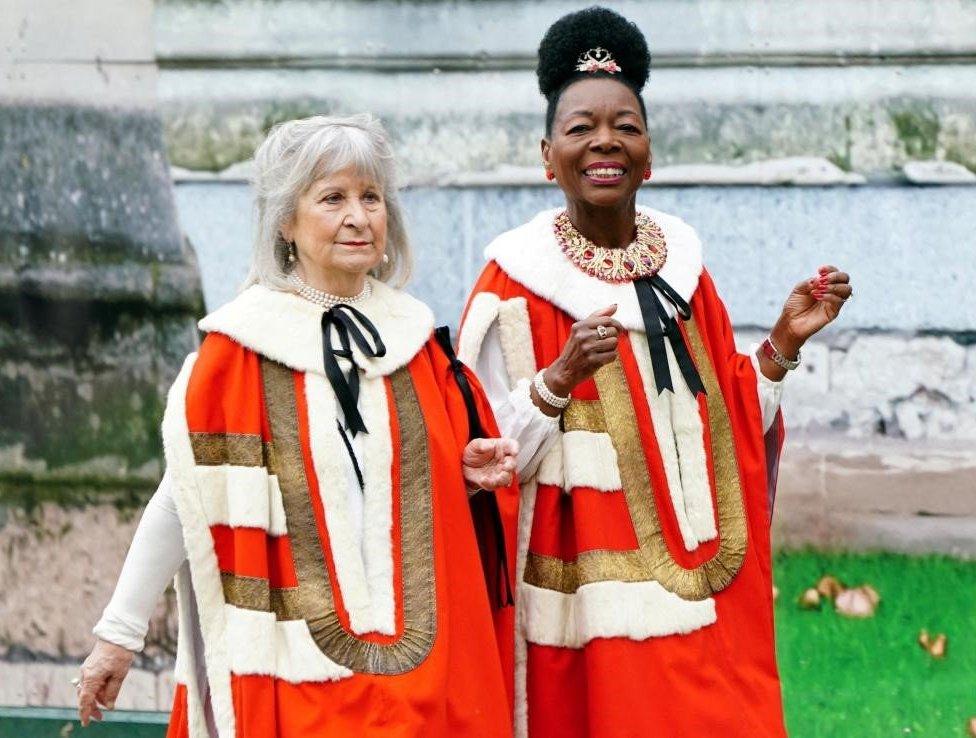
[484,207,703,331]
[198,278,434,378]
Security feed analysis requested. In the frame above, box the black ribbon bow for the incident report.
[320,304,386,437]
[434,326,515,609]
[634,275,706,397]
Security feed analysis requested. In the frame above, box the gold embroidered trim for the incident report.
[220,572,302,618]
[561,399,607,433]
[523,316,748,600]
[261,359,436,674]
[190,432,267,467]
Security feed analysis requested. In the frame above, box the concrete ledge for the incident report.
[773,436,976,557]
[0,661,175,711]
[154,0,976,62]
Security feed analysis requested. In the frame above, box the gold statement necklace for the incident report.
[554,210,668,283]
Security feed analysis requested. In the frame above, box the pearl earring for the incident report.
[382,253,390,264]
[287,241,297,264]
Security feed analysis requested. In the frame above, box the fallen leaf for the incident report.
[816,575,844,600]
[929,633,948,659]
[835,586,878,618]
[918,629,948,658]
[860,584,881,606]
[798,588,822,610]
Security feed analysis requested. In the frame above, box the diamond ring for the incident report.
[597,325,608,339]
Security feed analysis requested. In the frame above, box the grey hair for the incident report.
[244,113,412,291]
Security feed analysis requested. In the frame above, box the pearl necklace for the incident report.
[554,210,667,283]
[288,272,372,310]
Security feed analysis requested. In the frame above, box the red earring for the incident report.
[643,166,652,181]
[546,169,555,181]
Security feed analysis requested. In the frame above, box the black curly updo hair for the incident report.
[537,6,651,135]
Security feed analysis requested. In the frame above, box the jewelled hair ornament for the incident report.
[575,47,622,74]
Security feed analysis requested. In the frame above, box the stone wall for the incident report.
[154,0,976,563]
[153,0,976,178]
[0,0,199,709]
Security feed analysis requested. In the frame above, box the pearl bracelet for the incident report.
[533,369,571,410]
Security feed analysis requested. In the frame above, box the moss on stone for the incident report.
[890,107,940,159]
[0,475,155,519]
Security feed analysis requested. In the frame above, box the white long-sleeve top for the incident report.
[474,321,785,479]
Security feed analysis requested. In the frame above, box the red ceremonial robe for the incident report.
[160,279,517,738]
[458,207,787,738]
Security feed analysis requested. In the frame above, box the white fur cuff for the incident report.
[561,431,623,492]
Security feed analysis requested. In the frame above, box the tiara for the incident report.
[575,47,622,74]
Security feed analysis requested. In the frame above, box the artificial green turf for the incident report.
[773,551,976,738]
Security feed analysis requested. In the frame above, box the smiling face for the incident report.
[542,77,651,209]
[282,166,387,287]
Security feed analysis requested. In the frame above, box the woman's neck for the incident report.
[565,197,638,249]
[295,262,366,297]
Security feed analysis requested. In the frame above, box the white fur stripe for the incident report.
[513,479,538,738]
[173,564,209,738]
[192,465,288,536]
[520,580,717,649]
[223,604,353,683]
[163,354,236,738]
[561,431,623,492]
[357,374,396,636]
[484,207,703,332]
[304,372,374,634]
[496,297,536,385]
[667,346,717,544]
[268,476,288,536]
[631,332,717,549]
[458,291,501,367]
[199,279,433,380]
[536,433,564,488]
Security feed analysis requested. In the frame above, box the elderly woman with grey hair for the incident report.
[77,114,519,738]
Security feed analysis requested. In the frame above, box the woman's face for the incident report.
[542,77,651,209]
[283,166,387,281]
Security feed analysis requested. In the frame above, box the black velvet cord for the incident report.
[434,326,515,609]
[634,275,706,397]
[320,304,386,436]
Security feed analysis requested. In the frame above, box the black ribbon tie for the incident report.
[434,325,515,609]
[320,303,386,437]
[634,275,706,397]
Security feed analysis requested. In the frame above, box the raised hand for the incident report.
[759,265,852,382]
[462,437,519,490]
[780,265,852,343]
[540,304,624,407]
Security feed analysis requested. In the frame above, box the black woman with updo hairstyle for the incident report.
[458,7,851,737]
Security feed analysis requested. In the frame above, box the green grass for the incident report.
[774,551,976,738]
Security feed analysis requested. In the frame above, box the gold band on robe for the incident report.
[523,316,748,601]
[260,359,436,674]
